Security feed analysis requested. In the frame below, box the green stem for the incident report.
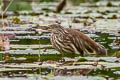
[38,40,41,74]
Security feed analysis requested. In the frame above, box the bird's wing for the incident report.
[66,29,106,55]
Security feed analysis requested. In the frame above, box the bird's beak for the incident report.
[48,24,54,29]
[48,24,54,32]
[48,29,52,32]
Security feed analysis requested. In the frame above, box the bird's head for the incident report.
[48,23,63,33]
[48,23,61,29]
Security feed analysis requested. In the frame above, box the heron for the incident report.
[49,23,107,57]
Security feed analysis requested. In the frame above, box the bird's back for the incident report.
[66,29,107,56]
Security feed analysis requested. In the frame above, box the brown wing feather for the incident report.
[66,29,107,55]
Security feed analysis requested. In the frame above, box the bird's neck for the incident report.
[54,26,68,35]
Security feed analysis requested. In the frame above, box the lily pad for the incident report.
[77,58,88,62]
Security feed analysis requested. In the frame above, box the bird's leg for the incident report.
[62,53,64,61]
[60,52,66,62]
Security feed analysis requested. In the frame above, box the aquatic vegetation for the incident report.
[77,57,88,62]
[0,0,120,80]
[12,17,21,24]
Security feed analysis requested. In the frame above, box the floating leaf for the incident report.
[12,17,21,24]
[77,58,88,62]
[112,51,120,57]
[107,2,113,7]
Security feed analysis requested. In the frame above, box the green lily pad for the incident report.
[77,58,88,62]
